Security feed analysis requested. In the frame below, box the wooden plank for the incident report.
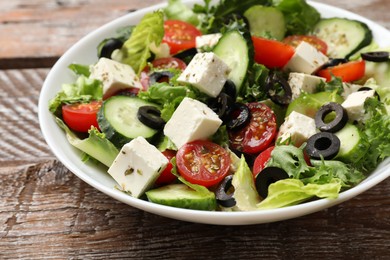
[0,159,389,259]
[1,0,390,69]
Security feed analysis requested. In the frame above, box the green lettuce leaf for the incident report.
[119,11,164,74]
[232,156,261,211]
[239,63,269,103]
[68,63,90,77]
[256,178,341,209]
[49,75,103,117]
[56,118,119,167]
[164,0,200,26]
[272,0,320,35]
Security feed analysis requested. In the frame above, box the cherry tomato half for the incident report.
[176,140,231,187]
[163,20,202,55]
[155,150,177,186]
[252,36,295,68]
[252,146,275,178]
[283,35,328,55]
[62,100,102,133]
[229,103,277,155]
[317,60,366,82]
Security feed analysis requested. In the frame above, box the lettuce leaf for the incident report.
[257,179,341,209]
[272,0,320,35]
[49,75,103,117]
[164,0,200,26]
[119,11,164,74]
[68,63,90,77]
[56,118,119,167]
[232,156,261,211]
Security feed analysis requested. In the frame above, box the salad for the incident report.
[48,0,390,212]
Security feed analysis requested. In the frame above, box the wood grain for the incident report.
[1,0,390,259]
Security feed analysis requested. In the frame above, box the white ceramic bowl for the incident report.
[39,0,390,225]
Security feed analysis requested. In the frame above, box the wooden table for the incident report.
[1,0,389,259]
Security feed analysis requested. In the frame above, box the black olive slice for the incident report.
[137,106,165,130]
[265,72,292,105]
[255,167,289,198]
[215,175,236,208]
[148,71,175,85]
[305,132,340,160]
[226,103,251,130]
[173,48,198,63]
[221,79,237,100]
[315,102,348,133]
[361,51,390,62]
[358,87,380,100]
[321,58,349,69]
[99,38,123,59]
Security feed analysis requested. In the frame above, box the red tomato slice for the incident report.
[163,20,202,55]
[229,103,277,155]
[283,35,328,55]
[252,36,295,68]
[176,140,231,187]
[155,150,177,186]
[252,146,275,178]
[62,100,102,133]
[317,60,365,82]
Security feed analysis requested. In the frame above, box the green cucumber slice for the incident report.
[335,123,369,163]
[97,96,158,148]
[312,18,372,58]
[146,184,217,211]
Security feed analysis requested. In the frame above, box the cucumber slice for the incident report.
[335,123,369,163]
[244,5,286,40]
[145,184,217,211]
[213,30,253,93]
[97,96,158,148]
[312,18,372,58]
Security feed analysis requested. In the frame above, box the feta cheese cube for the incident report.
[277,111,317,147]
[284,41,329,74]
[196,33,222,51]
[89,57,143,98]
[341,83,363,99]
[107,136,168,198]
[342,89,376,122]
[164,97,222,149]
[288,73,325,100]
[177,52,231,97]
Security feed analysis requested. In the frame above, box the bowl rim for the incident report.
[38,0,390,225]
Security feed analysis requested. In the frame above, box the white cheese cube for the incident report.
[164,97,222,149]
[107,136,168,198]
[284,41,329,74]
[177,52,231,97]
[277,111,317,147]
[288,73,326,100]
[341,83,363,99]
[89,57,143,98]
[342,90,375,122]
[196,33,222,51]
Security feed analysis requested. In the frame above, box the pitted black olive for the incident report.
[99,38,123,59]
[305,132,340,160]
[173,48,198,64]
[361,51,390,62]
[221,79,237,100]
[265,72,292,105]
[226,103,251,130]
[137,106,165,130]
[148,71,175,85]
[315,102,348,133]
[321,58,349,69]
[215,175,236,208]
[211,93,235,122]
[255,167,289,198]
[358,87,381,100]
